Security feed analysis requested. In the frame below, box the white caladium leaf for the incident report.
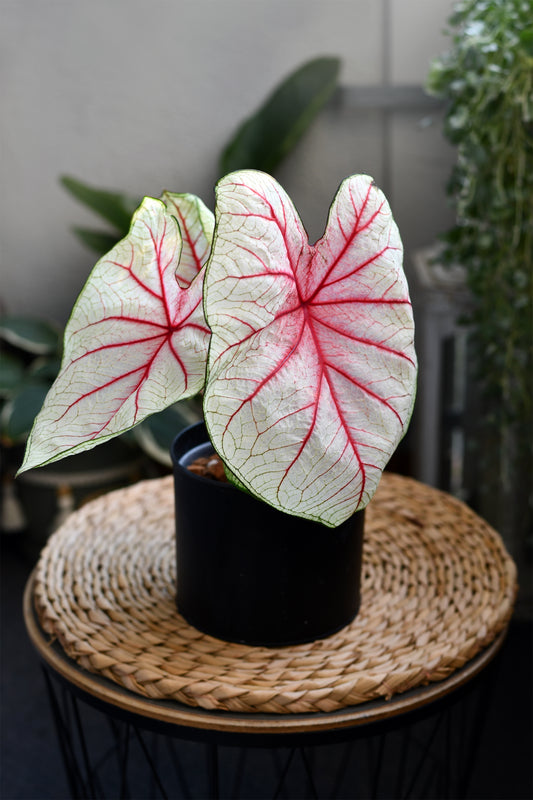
[19,196,213,473]
[203,170,417,527]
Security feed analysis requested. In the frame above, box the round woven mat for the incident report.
[34,473,517,714]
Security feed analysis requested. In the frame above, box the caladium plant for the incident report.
[19,170,417,528]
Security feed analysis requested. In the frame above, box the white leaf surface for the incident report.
[20,197,213,472]
[203,171,417,526]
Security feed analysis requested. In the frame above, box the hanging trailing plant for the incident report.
[427,0,532,432]
[426,0,533,557]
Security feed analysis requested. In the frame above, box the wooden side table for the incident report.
[24,473,517,798]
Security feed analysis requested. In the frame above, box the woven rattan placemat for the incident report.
[33,473,517,714]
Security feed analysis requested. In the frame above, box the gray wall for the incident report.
[1,0,455,324]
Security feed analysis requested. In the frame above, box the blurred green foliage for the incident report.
[427,0,532,434]
[0,317,62,444]
[61,56,341,256]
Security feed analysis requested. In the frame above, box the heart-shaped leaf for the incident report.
[203,171,417,527]
[19,195,213,473]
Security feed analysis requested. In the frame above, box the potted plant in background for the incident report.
[1,316,62,537]
[1,57,342,550]
[55,56,343,466]
[426,0,532,594]
[0,316,62,450]
[0,315,145,554]
[18,168,417,645]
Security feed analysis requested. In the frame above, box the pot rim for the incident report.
[171,421,237,491]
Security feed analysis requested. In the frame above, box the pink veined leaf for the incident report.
[203,170,417,527]
[162,192,214,288]
[19,196,213,473]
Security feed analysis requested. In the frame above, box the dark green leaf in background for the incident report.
[28,357,62,382]
[0,316,61,355]
[133,400,203,466]
[60,176,140,236]
[220,56,341,175]
[72,227,125,256]
[0,352,25,397]
[1,382,51,441]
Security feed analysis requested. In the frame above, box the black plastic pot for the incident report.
[171,422,365,647]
